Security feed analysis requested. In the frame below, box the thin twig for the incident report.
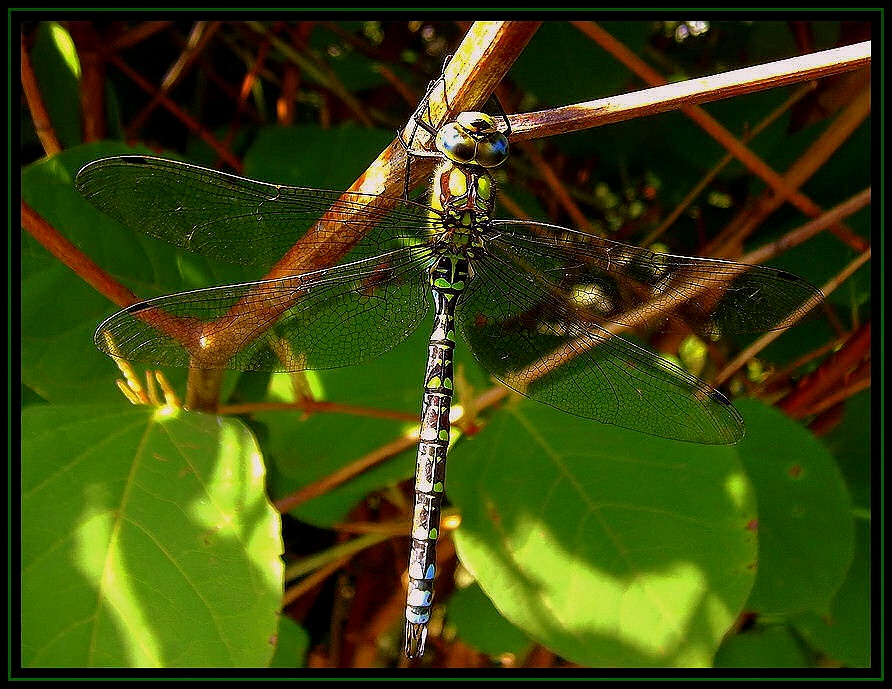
[801,372,871,422]
[272,431,418,514]
[22,200,139,311]
[707,83,871,256]
[741,187,870,266]
[777,321,871,420]
[108,52,243,171]
[516,141,594,233]
[125,21,222,137]
[506,40,870,142]
[106,21,174,52]
[21,33,62,156]
[640,82,818,247]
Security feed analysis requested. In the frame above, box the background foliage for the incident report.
[19,19,872,671]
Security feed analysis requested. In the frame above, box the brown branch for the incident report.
[21,200,189,345]
[22,200,138,309]
[67,22,107,142]
[802,371,871,422]
[741,187,871,266]
[778,321,871,420]
[20,32,62,156]
[506,39,871,142]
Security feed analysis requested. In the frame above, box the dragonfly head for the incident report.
[435,111,509,169]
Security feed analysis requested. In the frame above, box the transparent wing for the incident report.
[488,220,823,338]
[95,245,433,371]
[79,155,448,371]
[458,249,746,444]
[76,155,436,266]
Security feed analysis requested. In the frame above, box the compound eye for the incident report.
[436,123,476,163]
[475,133,509,168]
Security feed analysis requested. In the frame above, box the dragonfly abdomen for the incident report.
[404,254,469,658]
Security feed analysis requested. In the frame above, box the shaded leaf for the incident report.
[269,616,310,668]
[447,582,534,658]
[735,399,854,616]
[714,624,810,668]
[791,518,871,667]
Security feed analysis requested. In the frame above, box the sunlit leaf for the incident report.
[448,401,756,667]
[21,405,283,668]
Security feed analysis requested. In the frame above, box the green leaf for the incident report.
[29,23,82,148]
[269,617,310,668]
[448,582,533,659]
[714,624,810,668]
[21,144,250,404]
[21,405,283,668]
[790,518,871,667]
[734,399,854,616]
[260,324,428,526]
[448,402,756,667]
[244,124,394,190]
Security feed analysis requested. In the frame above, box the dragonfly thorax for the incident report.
[429,157,495,257]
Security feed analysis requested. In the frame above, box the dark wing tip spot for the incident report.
[709,388,733,407]
[125,301,153,314]
[775,269,800,282]
[123,155,152,166]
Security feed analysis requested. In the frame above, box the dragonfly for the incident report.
[75,98,823,660]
